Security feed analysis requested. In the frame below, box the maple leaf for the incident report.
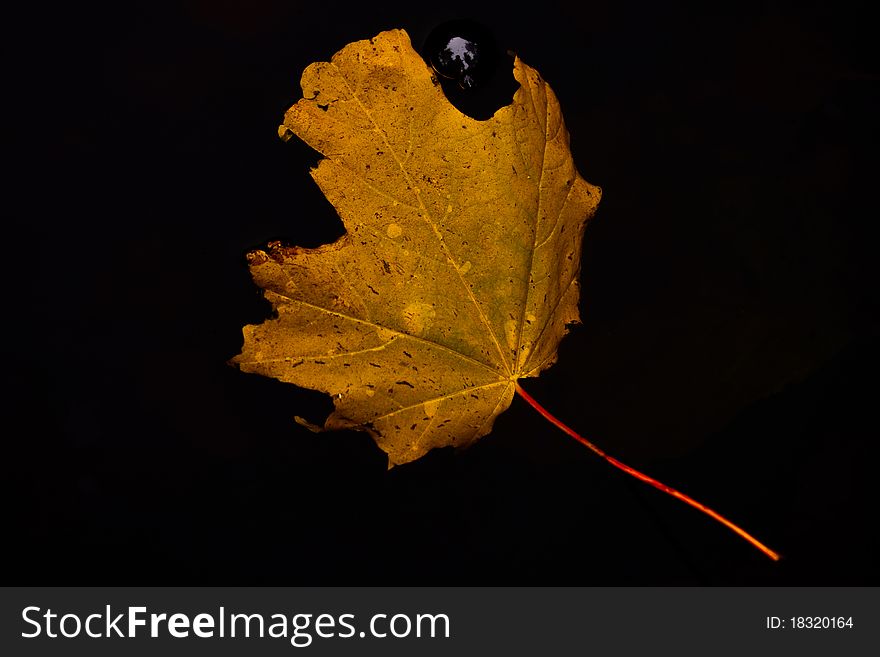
[229,28,783,561]
[232,29,600,467]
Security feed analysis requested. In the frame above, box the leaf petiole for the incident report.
[514,382,781,561]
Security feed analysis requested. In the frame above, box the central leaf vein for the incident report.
[327,60,512,376]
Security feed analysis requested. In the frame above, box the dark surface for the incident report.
[7,0,878,584]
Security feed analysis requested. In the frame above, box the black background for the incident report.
[7,0,878,584]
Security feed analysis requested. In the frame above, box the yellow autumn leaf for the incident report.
[232,28,601,467]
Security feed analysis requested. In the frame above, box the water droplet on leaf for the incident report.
[421,20,518,120]
[423,19,496,90]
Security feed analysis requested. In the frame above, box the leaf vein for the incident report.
[264,290,504,375]
[237,336,399,365]
[327,61,512,375]
[534,181,576,251]
[368,380,508,423]
[513,73,551,373]
[522,274,579,376]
